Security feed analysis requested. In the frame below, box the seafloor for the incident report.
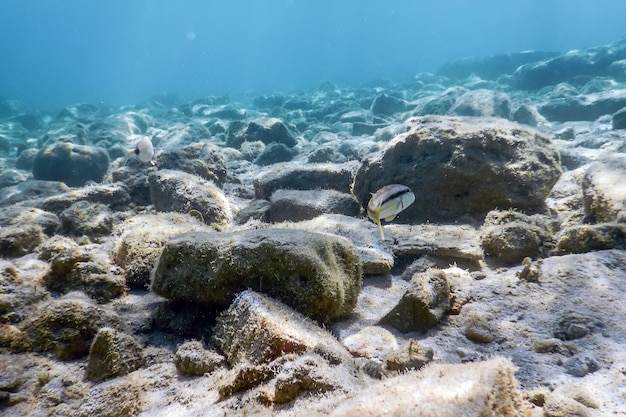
[0,37,625,416]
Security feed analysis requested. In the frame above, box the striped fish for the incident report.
[367,184,415,240]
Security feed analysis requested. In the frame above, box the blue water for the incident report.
[1,0,625,112]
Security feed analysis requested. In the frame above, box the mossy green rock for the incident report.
[86,327,144,382]
[0,223,44,258]
[11,294,125,360]
[151,228,362,323]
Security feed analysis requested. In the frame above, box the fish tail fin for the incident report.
[376,218,385,240]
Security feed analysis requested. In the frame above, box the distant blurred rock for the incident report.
[370,93,408,116]
[253,142,297,165]
[156,142,227,187]
[226,117,297,149]
[612,106,626,129]
[448,89,511,118]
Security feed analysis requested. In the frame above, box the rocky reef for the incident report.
[1,37,625,416]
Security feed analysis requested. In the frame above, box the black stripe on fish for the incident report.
[380,187,411,207]
[134,148,140,156]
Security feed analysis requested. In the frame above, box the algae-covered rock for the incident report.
[0,206,60,235]
[213,290,353,365]
[40,236,126,302]
[112,213,212,288]
[86,327,144,382]
[59,201,116,237]
[0,223,44,258]
[329,357,528,417]
[40,183,131,214]
[480,209,554,264]
[152,228,362,323]
[174,340,226,376]
[383,340,434,373]
[379,269,451,333]
[556,223,626,254]
[353,116,562,223]
[73,378,142,417]
[148,169,232,230]
[11,294,125,360]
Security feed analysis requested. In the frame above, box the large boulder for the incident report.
[151,228,362,323]
[353,116,562,223]
[148,169,232,230]
[32,142,110,187]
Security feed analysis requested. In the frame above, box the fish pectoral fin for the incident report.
[384,214,397,221]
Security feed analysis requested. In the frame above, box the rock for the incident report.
[109,166,152,206]
[556,223,626,254]
[555,313,602,341]
[531,338,578,356]
[353,116,562,223]
[480,210,553,264]
[613,106,626,129]
[0,179,69,207]
[511,103,540,126]
[266,353,361,405]
[564,355,600,377]
[437,50,559,80]
[226,118,297,149]
[39,236,126,302]
[155,142,227,187]
[0,169,28,188]
[512,50,599,90]
[152,228,362,323]
[253,142,298,165]
[329,357,527,417]
[352,122,387,136]
[543,393,594,417]
[73,379,142,417]
[539,89,626,122]
[341,326,398,360]
[370,93,408,116]
[86,327,143,382]
[275,214,395,275]
[389,223,484,265]
[213,290,352,365]
[174,340,225,376]
[40,183,131,214]
[15,148,38,170]
[545,168,586,228]
[59,201,115,237]
[383,340,434,373]
[379,269,451,333]
[448,89,512,118]
[217,362,276,399]
[253,162,358,199]
[234,199,272,224]
[609,59,626,82]
[464,312,496,344]
[268,189,361,223]
[417,87,466,116]
[112,213,211,289]
[0,224,44,258]
[0,207,59,235]
[11,294,125,360]
[582,158,626,223]
[32,142,110,187]
[148,169,232,230]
